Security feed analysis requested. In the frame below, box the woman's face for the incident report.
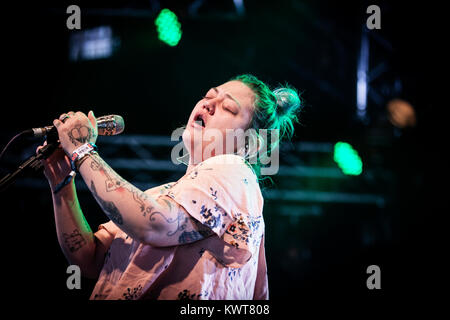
[183,80,255,163]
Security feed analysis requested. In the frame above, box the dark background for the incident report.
[0,0,445,306]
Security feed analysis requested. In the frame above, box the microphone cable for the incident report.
[0,130,32,163]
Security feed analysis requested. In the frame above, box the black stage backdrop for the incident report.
[0,0,445,312]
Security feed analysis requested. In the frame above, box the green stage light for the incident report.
[333,142,363,176]
[155,9,182,47]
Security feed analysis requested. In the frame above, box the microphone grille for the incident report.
[97,114,125,136]
[113,115,125,135]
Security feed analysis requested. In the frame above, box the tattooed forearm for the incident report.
[149,210,188,236]
[67,125,96,146]
[91,181,124,225]
[82,153,213,246]
[89,155,160,218]
[90,156,126,192]
[133,190,152,216]
[63,229,87,252]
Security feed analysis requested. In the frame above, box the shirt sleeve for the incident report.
[94,220,121,249]
[163,154,264,268]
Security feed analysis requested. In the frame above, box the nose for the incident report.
[203,101,215,115]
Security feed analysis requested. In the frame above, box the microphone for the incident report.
[28,114,125,137]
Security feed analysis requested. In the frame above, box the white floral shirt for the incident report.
[90,154,268,300]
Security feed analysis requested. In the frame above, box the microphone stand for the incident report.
[0,127,59,192]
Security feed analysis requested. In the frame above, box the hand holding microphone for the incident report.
[50,111,124,156]
[0,111,124,192]
[31,113,125,137]
[53,111,98,157]
[36,111,124,190]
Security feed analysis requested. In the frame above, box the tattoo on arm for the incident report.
[178,217,215,244]
[91,181,124,225]
[90,156,126,192]
[132,190,152,216]
[67,125,96,146]
[148,210,188,236]
[89,155,159,219]
[89,155,162,230]
[86,155,214,245]
[144,196,214,244]
[63,229,87,253]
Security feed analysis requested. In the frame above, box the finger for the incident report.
[63,155,71,166]
[68,111,75,117]
[75,111,87,119]
[59,113,69,123]
[88,110,97,128]
[36,145,43,155]
[53,119,62,128]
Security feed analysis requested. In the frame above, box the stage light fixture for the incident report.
[333,142,363,176]
[155,9,182,47]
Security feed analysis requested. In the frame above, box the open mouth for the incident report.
[193,113,206,128]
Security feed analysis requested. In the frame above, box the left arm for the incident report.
[53,111,213,247]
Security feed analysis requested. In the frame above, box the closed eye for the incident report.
[202,90,238,114]
[224,105,237,115]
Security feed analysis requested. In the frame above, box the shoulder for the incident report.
[144,182,176,196]
[198,154,263,209]
[203,153,245,165]
[201,154,256,178]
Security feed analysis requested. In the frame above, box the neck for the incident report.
[184,149,244,174]
[185,154,201,175]
[185,162,195,175]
